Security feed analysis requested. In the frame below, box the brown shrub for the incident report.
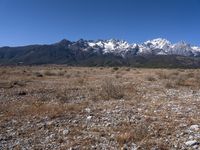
[76,77,85,85]
[170,70,180,76]
[112,67,119,71]
[165,81,175,89]
[115,74,122,79]
[100,79,124,100]
[175,76,187,86]
[34,72,43,77]
[186,72,195,78]
[157,71,169,80]
[0,81,13,89]
[116,131,135,146]
[116,122,149,146]
[43,70,65,76]
[146,76,157,81]
[125,67,131,71]
[2,101,87,119]
[43,70,56,76]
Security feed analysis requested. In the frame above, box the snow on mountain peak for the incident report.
[192,46,200,51]
[87,39,135,55]
[78,38,200,57]
[144,38,171,49]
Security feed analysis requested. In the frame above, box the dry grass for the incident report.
[116,132,135,146]
[99,79,124,100]
[146,75,157,81]
[165,81,175,89]
[156,70,169,79]
[0,100,88,120]
[0,66,200,149]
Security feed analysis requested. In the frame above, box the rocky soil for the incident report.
[0,66,199,149]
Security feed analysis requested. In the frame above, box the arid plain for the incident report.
[0,66,200,149]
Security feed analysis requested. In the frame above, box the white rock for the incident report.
[49,134,55,138]
[86,116,92,121]
[190,125,199,131]
[131,143,137,150]
[63,129,69,135]
[85,108,91,113]
[46,121,54,126]
[189,135,194,139]
[192,145,199,149]
[185,140,198,146]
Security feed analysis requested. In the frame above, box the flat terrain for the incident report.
[0,66,200,149]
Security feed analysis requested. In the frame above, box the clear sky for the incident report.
[0,0,200,46]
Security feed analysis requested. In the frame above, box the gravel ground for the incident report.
[0,66,199,149]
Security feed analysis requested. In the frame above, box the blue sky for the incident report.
[0,0,200,46]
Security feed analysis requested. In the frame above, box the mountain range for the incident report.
[1,38,200,68]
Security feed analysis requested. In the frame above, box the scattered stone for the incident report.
[86,116,92,121]
[185,140,199,146]
[63,129,69,135]
[85,108,91,113]
[190,125,199,131]
[1,67,200,149]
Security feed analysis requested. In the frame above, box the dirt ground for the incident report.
[0,66,199,149]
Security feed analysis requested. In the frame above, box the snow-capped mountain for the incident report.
[1,38,200,67]
[139,38,200,56]
[87,39,138,56]
[55,38,200,57]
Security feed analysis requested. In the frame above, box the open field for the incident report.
[0,66,200,149]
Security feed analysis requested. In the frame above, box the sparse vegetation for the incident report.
[165,81,175,89]
[100,79,124,100]
[0,66,200,149]
[146,75,157,81]
[157,70,169,79]
[112,67,119,71]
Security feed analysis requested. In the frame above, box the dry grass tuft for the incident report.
[146,76,157,81]
[116,122,149,146]
[100,79,124,100]
[112,67,119,71]
[1,100,87,120]
[165,81,175,89]
[1,66,199,149]
[157,71,169,79]
[116,132,135,146]
[0,81,14,89]
[43,70,65,76]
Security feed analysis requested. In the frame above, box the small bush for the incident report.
[170,71,180,76]
[34,72,43,77]
[157,71,169,79]
[0,81,13,89]
[113,67,119,71]
[100,79,124,100]
[146,76,156,81]
[44,70,56,76]
[56,89,75,103]
[116,123,149,146]
[125,67,131,71]
[115,74,122,79]
[76,78,85,85]
[116,132,134,146]
[175,76,188,86]
[186,72,195,78]
[65,74,71,78]
[165,81,175,89]
[57,71,65,76]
